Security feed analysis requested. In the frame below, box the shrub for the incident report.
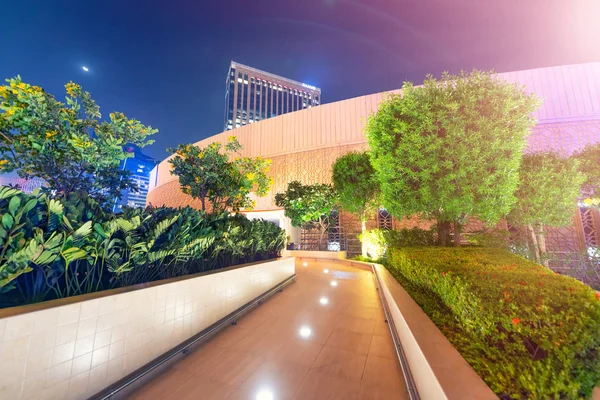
[386,247,600,399]
[359,227,435,260]
[0,186,286,307]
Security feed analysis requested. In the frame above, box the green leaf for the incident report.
[2,213,14,229]
[8,196,21,217]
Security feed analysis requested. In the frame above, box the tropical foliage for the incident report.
[0,76,156,206]
[169,136,272,212]
[366,70,540,245]
[332,151,379,256]
[275,181,338,250]
[509,152,585,263]
[0,186,285,308]
[386,246,600,399]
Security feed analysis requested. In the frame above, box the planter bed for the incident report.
[0,257,295,400]
[385,247,600,399]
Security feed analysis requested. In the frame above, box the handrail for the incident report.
[371,263,421,400]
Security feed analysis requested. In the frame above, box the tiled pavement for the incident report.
[129,259,409,400]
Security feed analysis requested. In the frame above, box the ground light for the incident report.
[323,268,329,274]
[256,388,274,400]
[330,280,338,287]
[319,297,329,305]
[302,262,308,267]
[299,325,312,338]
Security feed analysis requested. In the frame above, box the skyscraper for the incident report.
[224,61,321,131]
[113,146,157,212]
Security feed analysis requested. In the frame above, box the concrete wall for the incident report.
[0,258,295,400]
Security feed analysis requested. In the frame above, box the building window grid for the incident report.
[225,65,321,130]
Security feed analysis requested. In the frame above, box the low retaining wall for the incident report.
[0,258,295,400]
[372,263,496,399]
[281,250,347,259]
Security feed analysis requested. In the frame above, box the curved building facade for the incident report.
[148,63,600,257]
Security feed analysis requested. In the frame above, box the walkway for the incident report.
[129,259,409,399]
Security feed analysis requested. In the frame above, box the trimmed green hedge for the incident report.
[386,247,600,399]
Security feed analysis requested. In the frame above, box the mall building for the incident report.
[149,62,600,262]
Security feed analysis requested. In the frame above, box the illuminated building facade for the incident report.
[113,147,156,212]
[224,61,321,130]
[151,62,600,278]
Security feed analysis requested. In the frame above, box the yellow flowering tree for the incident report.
[169,136,272,212]
[0,76,156,205]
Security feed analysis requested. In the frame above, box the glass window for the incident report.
[271,86,278,116]
[261,81,267,120]
[278,86,283,115]
[249,79,255,120]
[242,80,249,125]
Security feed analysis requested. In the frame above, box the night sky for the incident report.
[2,0,599,160]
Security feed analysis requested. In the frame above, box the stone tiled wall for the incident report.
[0,258,295,400]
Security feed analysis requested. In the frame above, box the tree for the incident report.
[0,76,156,206]
[275,181,338,251]
[169,136,272,213]
[508,152,584,263]
[572,143,600,208]
[366,70,540,245]
[332,151,379,257]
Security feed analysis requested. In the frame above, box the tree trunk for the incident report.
[200,196,206,212]
[361,218,368,258]
[438,221,451,246]
[536,224,548,267]
[527,224,541,263]
[453,221,462,246]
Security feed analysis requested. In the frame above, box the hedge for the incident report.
[386,247,600,399]
[0,186,286,308]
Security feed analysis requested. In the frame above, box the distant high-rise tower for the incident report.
[113,146,156,212]
[224,61,321,131]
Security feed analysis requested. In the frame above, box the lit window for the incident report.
[237,78,242,83]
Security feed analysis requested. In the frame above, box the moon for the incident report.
[82,66,89,72]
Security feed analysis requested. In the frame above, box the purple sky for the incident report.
[1,0,599,160]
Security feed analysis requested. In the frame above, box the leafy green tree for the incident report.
[275,181,338,251]
[332,151,379,256]
[169,136,272,213]
[508,152,585,263]
[572,143,600,208]
[366,70,540,245]
[0,76,156,206]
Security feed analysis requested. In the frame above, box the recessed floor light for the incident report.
[319,297,329,305]
[256,388,274,400]
[299,325,312,338]
[323,269,329,274]
[330,280,338,287]
[302,262,308,267]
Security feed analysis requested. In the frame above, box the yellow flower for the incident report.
[65,82,80,97]
[0,159,8,167]
[198,152,204,159]
[5,109,15,117]
[227,136,236,143]
[45,130,58,139]
[246,172,255,181]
